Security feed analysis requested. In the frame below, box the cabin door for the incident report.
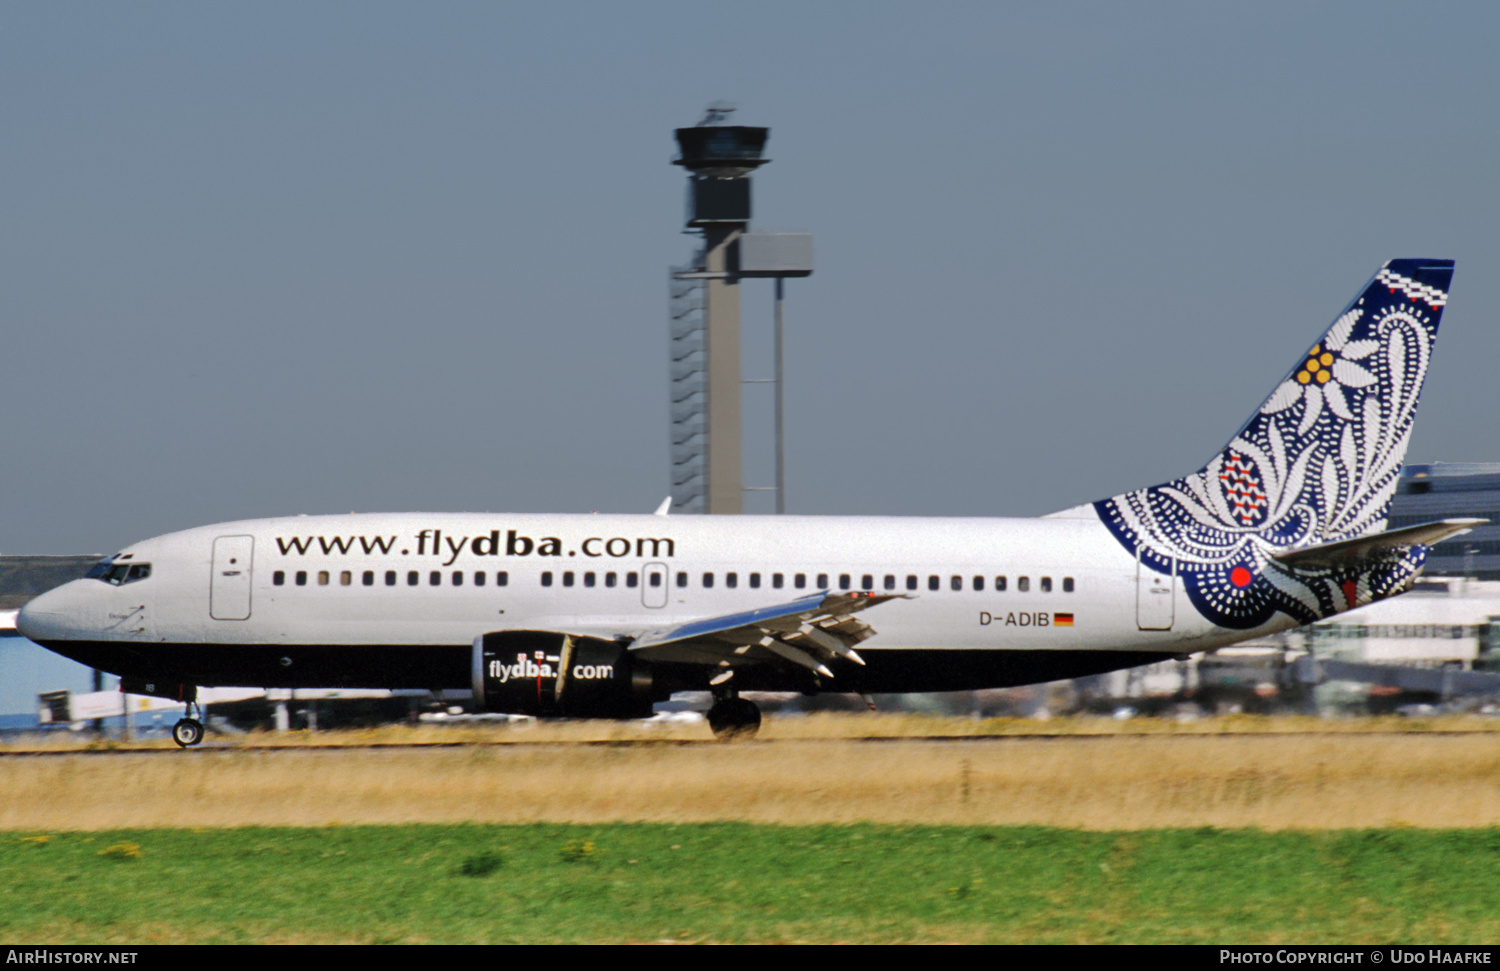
[641,562,669,608]
[211,535,254,621]
[1136,550,1174,631]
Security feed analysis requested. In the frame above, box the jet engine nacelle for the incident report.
[472,630,654,719]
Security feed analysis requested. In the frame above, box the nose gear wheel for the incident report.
[172,697,205,748]
[172,718,204,748]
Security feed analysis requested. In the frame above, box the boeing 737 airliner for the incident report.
[19,260,1472,743]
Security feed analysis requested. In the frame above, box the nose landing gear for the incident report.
[172,713,204,748]
[118,678,206,747]
[172,688,204,748]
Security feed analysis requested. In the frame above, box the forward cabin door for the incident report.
[641,562,669,608]
[1136,550,1174,631]
[211,535,254,621]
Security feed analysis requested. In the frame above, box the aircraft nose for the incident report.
[17,586,78,642]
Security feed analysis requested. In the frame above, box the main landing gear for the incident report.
[173,694,205,748]
[706,691,761,740]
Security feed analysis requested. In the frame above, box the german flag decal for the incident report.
[1053,613,1074,627]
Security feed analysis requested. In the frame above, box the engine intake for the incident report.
[471,630,654,718]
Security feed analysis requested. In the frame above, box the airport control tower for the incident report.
[669,106,811,514]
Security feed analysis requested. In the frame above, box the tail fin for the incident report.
[1095,259,1455,629]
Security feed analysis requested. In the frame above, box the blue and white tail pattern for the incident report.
[1095,259,1455,629]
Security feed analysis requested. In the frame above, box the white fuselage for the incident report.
[18,509,1297,695]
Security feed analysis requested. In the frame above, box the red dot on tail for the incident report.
[1230,567,1253,588]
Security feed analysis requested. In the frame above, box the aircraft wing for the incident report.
[627,591,905,677]
[1272,518,1485,571]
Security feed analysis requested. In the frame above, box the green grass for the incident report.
[3,824,1499,943]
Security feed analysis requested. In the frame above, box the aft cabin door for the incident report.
[211,535,254,621]
[1136,550,1174,631]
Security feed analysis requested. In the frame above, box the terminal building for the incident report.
[1389,463,1500,580]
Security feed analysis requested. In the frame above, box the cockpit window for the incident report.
[89,560,152,586]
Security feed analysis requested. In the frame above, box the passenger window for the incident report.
[950,576,962,591]
[773,573,784,589]
[452,571,463,586]
[296,571,308,587]
[318,571,330,586]
[726,572,737,589]
[274,571,285,586]
[1041,576,1052,593]
[340,571,352,587]
[1018,576,1030,592]
[429,571,441,587]
[929,575,939,591]
[475,571,486,587]
[563,572,574,587]
[703,573,714,588]
[584,572,595,588]
[839,574,851,591]
[628,572,639,588]
[407,571,419,587]
[497,572,508,587]
[605,572,616,588]
[541,571,553,587]
[906,575,917,591]
[677,572,687,588]
[884,575,896,591]
[386,571,397,586]
[995,576,1007,591]
[860,575,873,591]
[647,573,658,587]
[973,576,984,591]
[362,571,374,587]
[795,573,806,589]
[1063,577,1074,593]
[750,573,761,589]
[817,574,828,589]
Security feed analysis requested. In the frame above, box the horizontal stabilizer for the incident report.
[1272,519,1484,571]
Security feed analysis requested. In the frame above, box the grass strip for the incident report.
[3,823,1499,943]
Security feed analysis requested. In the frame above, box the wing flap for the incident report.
[629,591,905,675]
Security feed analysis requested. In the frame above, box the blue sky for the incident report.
[6,2,1499,552]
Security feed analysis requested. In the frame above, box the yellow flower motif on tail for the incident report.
[1262,311,1379,434]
